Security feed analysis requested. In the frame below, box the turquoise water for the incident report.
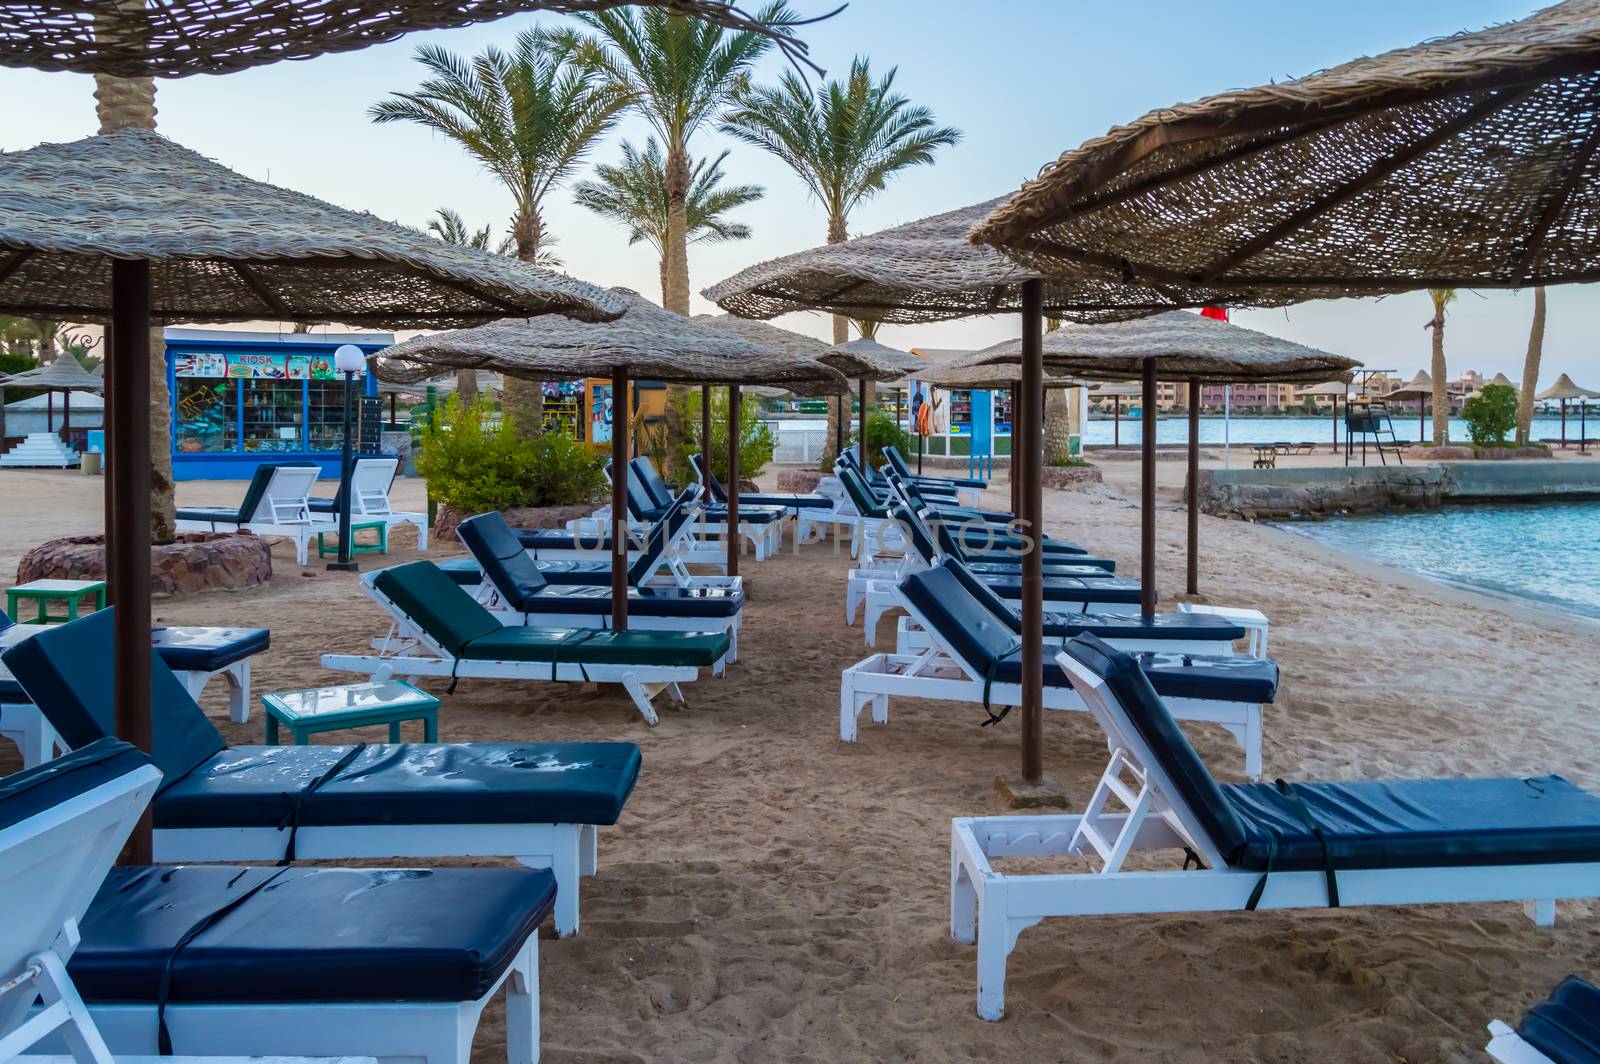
[1280,501,1600,619]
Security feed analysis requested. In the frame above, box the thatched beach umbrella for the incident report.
[973,2,1600,304]
[0,350,102,444]
[0,1,825,77]
[1384,371,1436,441]
[1301,379,1351,453]
[382,290,848,606]
[1090,380,1145,449]
[0,128,624,809]
[820,338,926,459]
[1536,372,1600,447]
[691,313,838,467]
[973,310,1358,611]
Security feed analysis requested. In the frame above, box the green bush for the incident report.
[862,410,911,470]
[1462,382,1517,446]
[416,395,606,512]
[680,389,777,484]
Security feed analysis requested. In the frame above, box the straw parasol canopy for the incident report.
[691,313,842,396]
[0,130,625,327]
[973,2,1600,304]
[703,197,1208,325]
[1536,372,1600,400]
[1302,379,1351,398]
[0,351,103,391]
[1490,371,1518,387]
[1384,370,1435,401]
[1090,380,1144,399]
[379,289,849,392]
[0,1,824,78]
[970,310,1359,383]
[901,360,1083,391]
[820,338,927,382]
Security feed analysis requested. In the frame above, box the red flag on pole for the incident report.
[1200,306,1228,321]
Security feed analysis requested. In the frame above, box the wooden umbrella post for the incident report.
[1010,385,1022,517]
[727,385,741,577]
[701,384,712,475]
[1331,393,1339,454]
[1113,397,1120,447]
[1186,377,1200,598]
[110,257,153,864]
[1140,357,1158,620]
[1019,280,1045,785]
[611,365,629,632]
[858,377,869,470]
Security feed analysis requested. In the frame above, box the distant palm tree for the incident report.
[723,56,960,449]
[1516,287,1546,445]
[548,5,782,468]
[1043,317,1072,465]
[426,207,496,252]
[851,318,880,341]
[1424,287,1457,445]
[372,32,626,434]
[574,139,762,304]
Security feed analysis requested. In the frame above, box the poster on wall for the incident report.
[176,351,345,379]
[174,352,226,377]
[909,381,947,437]
[590,383,614,444]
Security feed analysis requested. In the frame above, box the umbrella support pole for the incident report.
[701,385,712,469]
[858,378,869,470]
[1140,357,1157,619]
[1186,379,1200,600]
[110,257,154,863]
[727,386,741,577]
[1018,281,1044,785]
[611,366,629,632]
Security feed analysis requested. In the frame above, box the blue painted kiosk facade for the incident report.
[166,328,389,480]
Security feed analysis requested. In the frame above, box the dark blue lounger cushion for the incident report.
[149,627,270,673]
[978,573,1143,606]
[1518,976,1600,1064]
[515,583,743,620]
[1062,634,1600,873]
[438,558,484,586]
[73,865,556,1004]
[2,609,645,826]
[0,736,151,833]
[692,455,832,510]
[900,567,1276,704]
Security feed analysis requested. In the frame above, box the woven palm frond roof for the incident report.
[0,352,101,391]
[820,338,926,382]
[1536,371,1600,399]
[970,310,1360,384]
[973,1,1600,301]
[0,1,824,78]
[379,289,850,390]
[702,198,1231,325]
[690,314,842,395]
[900,360,1084,390]
[1383,371,1435,400]
[0,130,625,328]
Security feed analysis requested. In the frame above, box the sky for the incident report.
[0,0,1589,385]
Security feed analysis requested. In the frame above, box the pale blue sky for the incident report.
[0,0,1588,385]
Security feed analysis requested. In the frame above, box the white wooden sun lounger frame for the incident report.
[893,612,1266,659]
[2,758,542,1064]
[321,570,718,726]
[309,456,429,552]
[1485,1021,1558,1063]
[840,589,1262,778]
[174,465,321,565]
[948,647,1596,1021]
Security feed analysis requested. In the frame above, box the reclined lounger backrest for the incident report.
[1518,976,1600,1063]
[458,512,553,610]
[630,456,677,510]
[889,504,937,565]
[2,610,228,791]
[690,454,730,506]
[937,557,1022,631]
[1060,634,1251,864]
[624,468,665,521]
[373,562,503,657]
[838,466,887,519]
[900,567,1021,683]
[246,464,320,523]
[884,444,911,478]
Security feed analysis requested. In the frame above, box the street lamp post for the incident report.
[327,343,366,573]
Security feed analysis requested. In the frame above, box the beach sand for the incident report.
[4,463,1600,1063]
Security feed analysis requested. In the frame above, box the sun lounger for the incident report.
[175,462,321,565]
[308,456,429,551]
[1487,975,1600,1063]
[689,453,841,541]
[2,737,554,1064]
[950,633,1600,1020]
[322,560,730,724]
[842,566,1270,778]
[475,504,737,592]
[885,444,987,495]
[3,610,646,936]
[631,456,785,560]
[457,511,744,663]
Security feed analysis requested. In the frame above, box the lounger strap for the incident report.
[1274,779,1340,908]
[157,867,291,1055]
[1244,833,1278,911]
[550,629,600,684]
[276,743,368,864]
[980,643,1024,727]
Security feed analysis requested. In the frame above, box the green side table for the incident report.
[263,678,439,745]
[316,520,389,559]
[6,579,107,625]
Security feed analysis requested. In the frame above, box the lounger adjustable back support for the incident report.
[937,557,1021,629]
[350,456,401,514]
[458,512,554,611]
[630,456,676,510]
[1512,976,1600,1062]
[247,465,320,524]
[0,738,162,1061]
[689,454,729,505]
[890,505,938,565]
[372,563,502,657]
[838,466,886,519]
[3,610,228,792]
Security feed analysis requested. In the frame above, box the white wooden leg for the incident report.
[872,693,889,725]
[1243,707,1262,782]
[578,824,599,876]
[415,518,429,553]
[839,673,863,742]
[226,661,251,724]
[1525,898,1556,926]
[975,880,1010,1021]
[618,676,661,726]
[1,703,62,768]
[552,828,582,937]
[28,950,117,1064]
[950,851,976,945]
[503,942,538,1064]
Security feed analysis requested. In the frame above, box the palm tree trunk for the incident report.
[501,204,546,438]
[825,210,849,456]
[1430,311,1449,445]
[96,72,177,544]
[1516,286,1547,445]
[660,146,694,476]
[1042,390,1071,465]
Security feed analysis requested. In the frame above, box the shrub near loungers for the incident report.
[417,395,608,513]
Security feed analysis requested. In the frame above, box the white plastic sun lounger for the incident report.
[950,634,1600,1021]
[174,463,321,565]
[308,456,429,551]
[839,567,1268,779]
[1485,974,1600,1063]
[2,738,550,1064]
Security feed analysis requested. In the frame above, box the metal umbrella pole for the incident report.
[327,344,366,573]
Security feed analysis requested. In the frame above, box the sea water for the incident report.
[1279,501,1600,619]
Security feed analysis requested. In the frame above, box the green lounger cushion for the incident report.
[374,561,503,655]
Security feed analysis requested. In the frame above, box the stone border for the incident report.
[17,531,273,597]
[1042,465,1103,490]
[433,503,599,540]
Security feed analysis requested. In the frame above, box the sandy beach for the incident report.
[5,463,1600,1063]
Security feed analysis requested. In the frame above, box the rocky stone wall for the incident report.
[433,503,599,540]
[17,532,273,596]
[1042,465,1103,490]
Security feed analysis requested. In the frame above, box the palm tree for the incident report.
[426,207,496,251]
[372,31,627,434]
[723,56,960,450]
[574,139,763,304]
[94,66,177,542]
[1424,288,1457,445]
[1042,317,1073,465]
[1516,287,1546,445]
